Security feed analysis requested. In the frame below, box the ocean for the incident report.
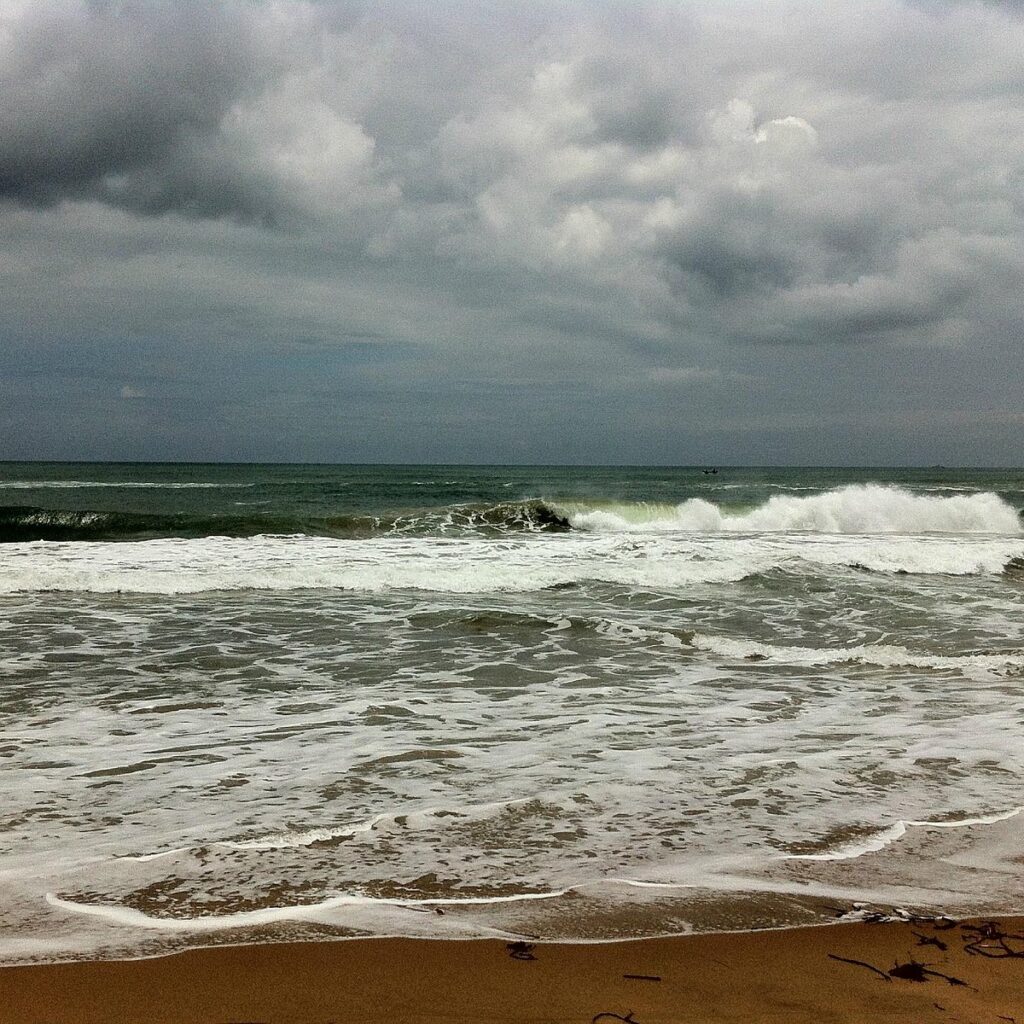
[2,462,1023,964]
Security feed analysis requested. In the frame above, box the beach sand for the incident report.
[1,916,1022,1023]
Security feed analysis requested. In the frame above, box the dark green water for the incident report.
[1,463,1022,541]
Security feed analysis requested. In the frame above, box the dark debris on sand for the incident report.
[961,921,1024,959]
[828,916,1023,991]
[505,941,537,961]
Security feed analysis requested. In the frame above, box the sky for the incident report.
[1,0,1022,465]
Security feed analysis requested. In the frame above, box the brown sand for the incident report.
[1,917,1022,1023]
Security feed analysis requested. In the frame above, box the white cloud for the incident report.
[555,204,612,261]
[755,116,818,149]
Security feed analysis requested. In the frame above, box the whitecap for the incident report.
[564,485,1022,536]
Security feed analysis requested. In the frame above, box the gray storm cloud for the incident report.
[0,0,1022,462]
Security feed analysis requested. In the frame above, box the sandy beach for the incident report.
[1,916,1022,1024]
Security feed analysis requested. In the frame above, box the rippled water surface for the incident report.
[1,463,1023,962]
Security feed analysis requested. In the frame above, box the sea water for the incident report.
[1,464,1023,962]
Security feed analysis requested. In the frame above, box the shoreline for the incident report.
[10,904,1024,966]
[2,916,1022,1023]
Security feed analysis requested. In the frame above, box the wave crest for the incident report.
[3,486,1018,544]
[563,485,1022,536]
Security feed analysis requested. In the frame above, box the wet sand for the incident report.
[1,917,1022,1023]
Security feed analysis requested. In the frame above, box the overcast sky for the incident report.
[1,0,1022,464]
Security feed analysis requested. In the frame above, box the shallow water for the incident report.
[1,463,1023,962]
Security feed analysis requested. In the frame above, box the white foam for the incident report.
[216,797,571,851]
[120,847,192,863]
[1,528,1021,594]
[218,816,388,851]
[45,887,568,932]
[595,620,687,648]
[784,806,1024,862]
[690,634,1024,675]
[565,485,1022,536]
[614,878,701,890]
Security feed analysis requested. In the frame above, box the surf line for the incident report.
[44,887,571,931]
[781,806,1024,862]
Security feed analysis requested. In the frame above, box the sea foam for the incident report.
[1,530,1021,594]
[1,487,1020,594]
[565,484,1022,535]
[688,634,1024,675]
[45,887,567,932]
[782,806,1024,862]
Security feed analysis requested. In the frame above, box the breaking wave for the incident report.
[560,484,1022,536]
[2,486,1018,544]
